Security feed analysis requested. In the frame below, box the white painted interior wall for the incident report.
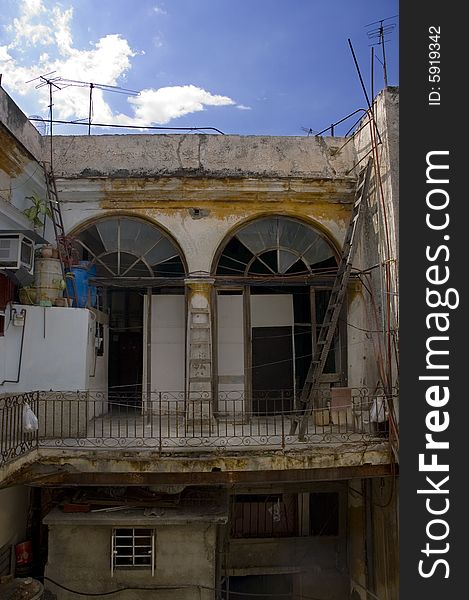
[250,294,294,327]
[145,295,185,393]
[217,295,244,408]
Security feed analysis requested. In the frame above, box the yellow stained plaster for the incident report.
[0,130,30,177]
[99,198,352,225]
[100,176,355,207]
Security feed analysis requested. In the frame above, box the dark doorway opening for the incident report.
[252,326,293,414]
[222,574,293,599]
[108,289,143,407]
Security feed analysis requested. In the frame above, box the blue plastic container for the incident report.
[66,261,97,308]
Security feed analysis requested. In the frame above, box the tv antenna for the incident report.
[52,77,140,135]
[301,126,316,136]
[365,15,397,87]
[26,71,66,169]
[26,72,140,142]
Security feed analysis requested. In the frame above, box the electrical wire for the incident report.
[41,576,329,599]
[30,117,226,135]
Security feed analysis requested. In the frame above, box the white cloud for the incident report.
[7,0,54,48]
[127,86,234,125]
[153,6,167,16]
[51,5,74,56]
[0,2,236,126]
[236,104,252,110]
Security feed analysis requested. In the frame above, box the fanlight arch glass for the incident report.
[75,216,185,278]
[215,216,336,276]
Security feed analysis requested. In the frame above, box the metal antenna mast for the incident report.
[48,77,140,135]
[27,73,140,137]
[365,15,397,88]
[26,71,64,169]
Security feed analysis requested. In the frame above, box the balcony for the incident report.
[1,388,393,468]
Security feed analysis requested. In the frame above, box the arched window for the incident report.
[213,216,343,415]
[74,216,185,278]
[215,216,337,276]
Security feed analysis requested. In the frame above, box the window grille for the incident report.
[111,528,155,576]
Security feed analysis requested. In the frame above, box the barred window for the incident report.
[111,528,155,576]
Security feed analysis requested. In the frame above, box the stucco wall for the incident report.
[0,87,49,233]
[44,515,218,600]
[50,133,356,180]
[0,305,107,393]
[352,88,399,393]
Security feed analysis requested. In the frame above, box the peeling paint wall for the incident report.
[50,133,356,180]
[352,88,399,394]
[0,88,48,230]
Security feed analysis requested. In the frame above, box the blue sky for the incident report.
[0,0,398,136]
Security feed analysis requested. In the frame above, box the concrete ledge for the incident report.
[1,441,394,487]
[44,507,228,525]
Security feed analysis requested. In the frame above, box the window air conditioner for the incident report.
[0,233,35,274]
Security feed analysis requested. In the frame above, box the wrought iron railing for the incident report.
[0,391,39,466]
[0,388,394,466]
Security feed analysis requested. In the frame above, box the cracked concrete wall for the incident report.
[45,520,217,600]
[50,133,356,180]
[50,132,358,276]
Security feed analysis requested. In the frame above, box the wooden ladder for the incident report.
[44,166,78,306]
[291,159,373,439]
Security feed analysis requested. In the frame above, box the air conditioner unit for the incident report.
[0,233,34,274]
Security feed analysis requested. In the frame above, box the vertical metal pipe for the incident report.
[88,83,94,136]
[380,24,388,87]
[145,287,152,426]
[49,82,53,170]
[158,392,162,454]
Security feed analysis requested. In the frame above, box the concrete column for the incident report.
[185,277,214,433]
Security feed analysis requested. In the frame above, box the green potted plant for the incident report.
[23,192,52,233]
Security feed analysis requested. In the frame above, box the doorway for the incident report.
[108,289,143,407]
[252,326,294,414]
